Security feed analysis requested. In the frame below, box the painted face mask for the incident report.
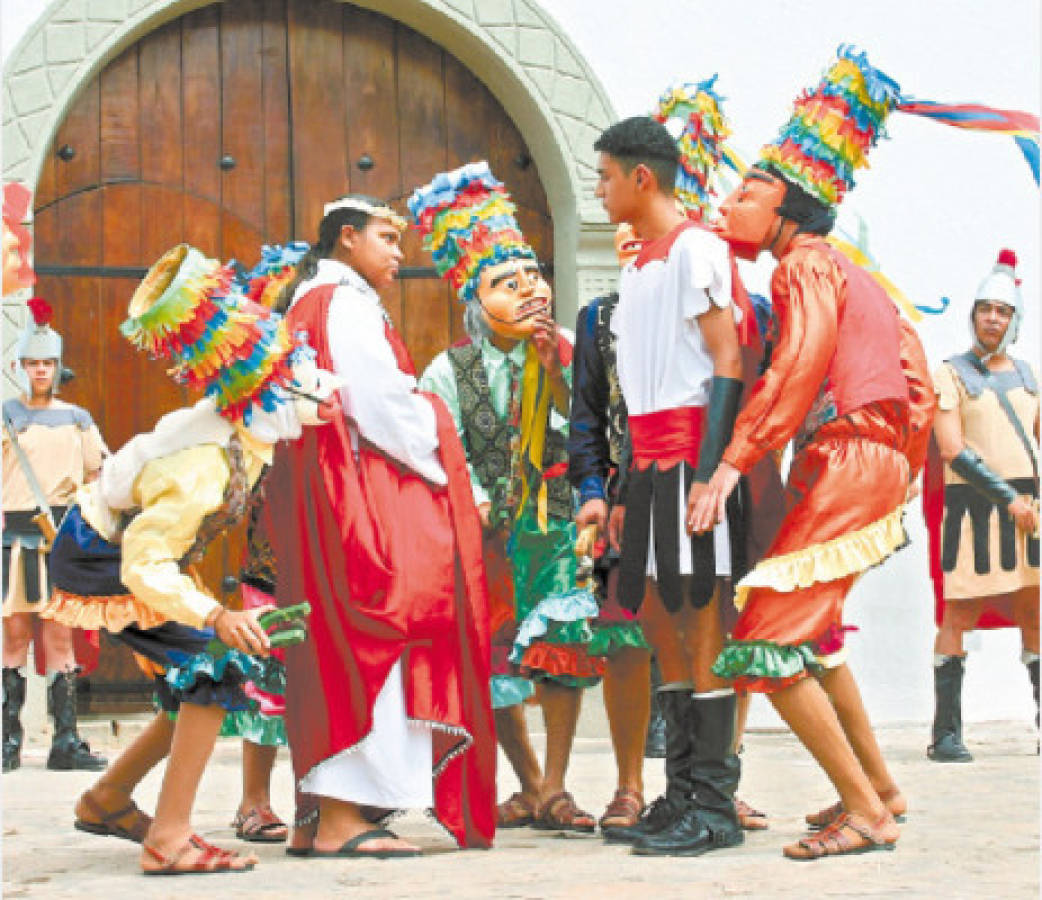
[614,223,645,268]
[477,258,552,341]
[715,172,786,262]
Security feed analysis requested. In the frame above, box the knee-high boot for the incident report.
[2,668,26,773]
[633,692,743,856]
[603,687,693,844]
[46,671,107,771]
[927,655,973,763]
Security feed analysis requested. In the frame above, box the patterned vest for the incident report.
[591,292,628,467]
[447,342,572,524]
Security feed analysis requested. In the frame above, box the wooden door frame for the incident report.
[3,0,621,387]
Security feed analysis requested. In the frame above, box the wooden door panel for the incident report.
[34,0,553,701]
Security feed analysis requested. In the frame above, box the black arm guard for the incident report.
[949,447,1018,507]
[616,427,633,505]
[695,376,744,483]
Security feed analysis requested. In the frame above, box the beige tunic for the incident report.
[935,361,1040,600]
[3,398,107,614]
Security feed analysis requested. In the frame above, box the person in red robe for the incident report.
[267,196,496,858]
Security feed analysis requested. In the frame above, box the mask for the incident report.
[614,223,645,268]
[715,174,786,261]
[477,258,552,341]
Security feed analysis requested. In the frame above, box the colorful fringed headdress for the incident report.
[242,241,311,309]
[407,161,535,302]
[122,244,294,423]
[760,45,1040,209]
[653,76,738,219]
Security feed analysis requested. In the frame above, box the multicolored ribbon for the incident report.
[898,99,1040,184]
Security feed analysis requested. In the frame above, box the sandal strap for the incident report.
[602,789,644,818]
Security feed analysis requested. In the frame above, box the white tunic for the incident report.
[612,224,736,579]
[612,224,734,414]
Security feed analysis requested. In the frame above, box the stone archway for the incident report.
[2,0,622,355]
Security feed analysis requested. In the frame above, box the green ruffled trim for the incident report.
[711,638,821,682]
[219,708,288,747]
[588,623,650,658]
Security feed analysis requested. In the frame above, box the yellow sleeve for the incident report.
[932,363,962,413]
[119,445,228,629]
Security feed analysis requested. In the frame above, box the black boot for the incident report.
[634,693,743,856]
[1026,656,1039,745]
[2,668,26,773]
[927,656,973,762]
[644,657,666,758]
[46,671,107,771]
[603,688,693,844]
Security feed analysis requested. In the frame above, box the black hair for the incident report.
[274,194,385,313]
[757,164,835,236]
[593,116,678,196]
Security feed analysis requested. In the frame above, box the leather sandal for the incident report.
[142,834,256,875]
[805,787,906,830]
[735,797,769,831]
[532,791,596,834]
[598,788,644,830]
[784,811,898,861]
[233,805,288,843]
[74,791,152,844]
[496,792,537,829]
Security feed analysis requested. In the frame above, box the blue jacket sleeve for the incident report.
[567,300,611,504]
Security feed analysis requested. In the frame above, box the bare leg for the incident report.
[240,741,279,813]
[140,703,258,871]
[818,664,905,816]
[76,712,174,828]
[676,581,727,692]
[2,613,33,669]
[1013,586,1040,655]
[38,618,77,672]
[734,693,750,753]
[638,580,690,683]
[934,597,985,657]
[602,646,651,797]
[537,681,583,801]
[235,741,287,840]
[770,676,886,822]
[494,703,544,806]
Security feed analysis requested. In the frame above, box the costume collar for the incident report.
[296,259,380,307]
[632,219,697,270]
[480,336,528,369]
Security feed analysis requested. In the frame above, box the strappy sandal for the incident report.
[783,811,898,861]
[142,833,257,875]
[74,791,152,844]
[532,791,596,834]
[233,805,288,843]
[598,788,644,830]
[496,792,537,829]
[805,787,906,830]
[735,797,769,831]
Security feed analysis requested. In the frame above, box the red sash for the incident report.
[629,406,705,471]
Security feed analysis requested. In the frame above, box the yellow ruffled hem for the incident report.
[39,590,169,632]
[734,505,907,611]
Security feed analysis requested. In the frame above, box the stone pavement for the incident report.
[2,693,1038,899]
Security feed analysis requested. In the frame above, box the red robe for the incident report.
[264,283,496,849]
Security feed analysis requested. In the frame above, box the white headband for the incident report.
[322,197,406,229]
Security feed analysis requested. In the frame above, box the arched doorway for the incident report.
[30,0,553,703]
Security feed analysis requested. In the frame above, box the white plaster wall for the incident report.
[3,0,1039,730]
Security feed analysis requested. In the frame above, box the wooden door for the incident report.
[32,0,552,704]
